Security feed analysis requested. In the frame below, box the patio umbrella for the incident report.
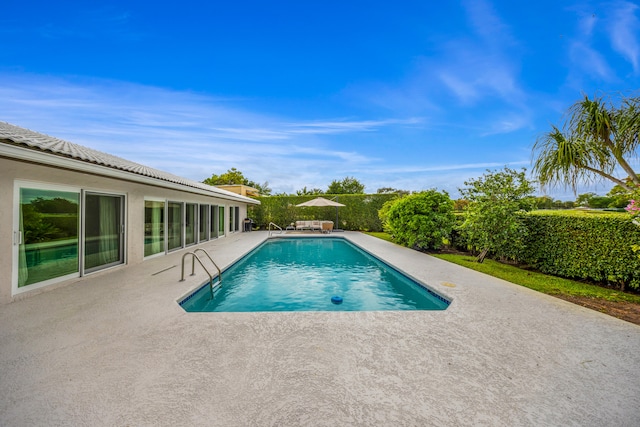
[295,197,345,230]
[295,197,345,208]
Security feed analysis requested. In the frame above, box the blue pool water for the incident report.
[180,237,450,312]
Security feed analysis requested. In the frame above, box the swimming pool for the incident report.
[179,237,450,312]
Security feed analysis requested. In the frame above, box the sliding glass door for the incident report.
[185,203,197,246]
[15,184,130,292]
[84,193,124,272]
[234,206,240,232]
[167,202,183,251]
[144,200,165,257]
[199,204,209,242]
[209,205,218,239]
[17,187,80,288]
[218,206,225,236]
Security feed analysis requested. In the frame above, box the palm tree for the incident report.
[532,94,640,193]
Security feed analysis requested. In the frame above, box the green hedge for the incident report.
[520,211,640,290]
[248,194,400,231]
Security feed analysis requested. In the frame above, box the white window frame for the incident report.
[143,197,167,260]
[82,190,127,275]
[12,181,127,295]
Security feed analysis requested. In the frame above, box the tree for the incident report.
[381,190,455,250]
[575,192,596,207]
[453,199,470,211]
[533,196,574,209]
[203,167,272,195]
[532,93,640,194]
[533,195,554,210]
[296,186,325,196]
[326,177,365,194]
[607,178,640,208]
[458,167,536,262]
[377,187,410,195]
[589,196,614,209]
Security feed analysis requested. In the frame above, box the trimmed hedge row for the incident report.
[520,211,640,290]
[248,194,399,231]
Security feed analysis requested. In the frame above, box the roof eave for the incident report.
[0,143,260,205]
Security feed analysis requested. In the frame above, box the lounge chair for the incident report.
[295,220,311,230]
[294,220,333,232]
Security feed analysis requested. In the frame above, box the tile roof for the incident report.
[0,121,258,203]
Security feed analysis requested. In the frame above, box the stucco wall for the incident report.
[0,157,251,304]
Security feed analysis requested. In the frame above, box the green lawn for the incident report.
[363,232,395,244]
[363,232,640,304]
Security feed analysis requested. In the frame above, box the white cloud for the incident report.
[607,1,640,73]
[0,72,607,200]
[285,118,423,134]
[436,0,522,103]
[565,2,640,83]
[0,73,425,192]
[461,0,515,48]
[480,111,533,136]
[569,41,614,81]
[438,73,479,104]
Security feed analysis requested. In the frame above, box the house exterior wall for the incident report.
[0,157,249,304]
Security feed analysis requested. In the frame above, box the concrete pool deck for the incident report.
[1,231,639,426]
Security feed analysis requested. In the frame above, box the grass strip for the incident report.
[363,232,395,243]
[363,232,640,304]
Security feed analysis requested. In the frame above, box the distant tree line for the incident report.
[202,167,635,210]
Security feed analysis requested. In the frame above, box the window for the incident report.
[17,187,80,288]
[229,206,241,232]
[185,203,197,246]
[146,199,220,256]
[199,204,209,242]
[84,193,124,272]
[144,200,165,257]
[210,205,218,239]
[218,206,225,236]
[167,202,183,251]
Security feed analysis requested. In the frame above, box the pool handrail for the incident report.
[268,222,283,236]
[180,249,221,299]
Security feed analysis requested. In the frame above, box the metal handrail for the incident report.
[180,249,221,299]
[268,222,283,236]
[194,248,221,282]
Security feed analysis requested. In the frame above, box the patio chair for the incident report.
[321,221,334,233]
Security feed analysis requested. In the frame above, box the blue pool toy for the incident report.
[331,295,343,304]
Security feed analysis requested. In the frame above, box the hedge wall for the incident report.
[248,194,399,231]
[520,211,640,290]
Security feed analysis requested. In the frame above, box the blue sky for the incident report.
[1,0,639,199]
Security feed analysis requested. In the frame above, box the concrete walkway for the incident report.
[1,231,639,426]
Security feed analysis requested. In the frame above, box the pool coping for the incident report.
[1,231,639,426]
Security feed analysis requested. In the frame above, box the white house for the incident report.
[0,121,259,304]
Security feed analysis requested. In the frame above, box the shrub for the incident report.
[520,211,640,290]
[383,190,455,250]
[458,167,535,262]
